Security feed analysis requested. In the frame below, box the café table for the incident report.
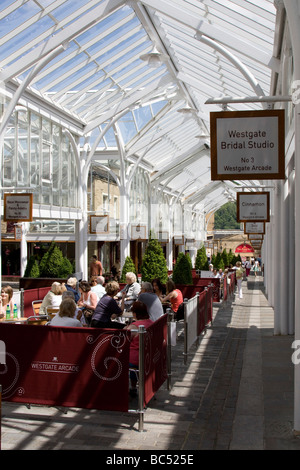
[0,317,28,324]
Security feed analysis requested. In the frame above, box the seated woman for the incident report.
[77,280,99,325]
[39,282,66,315]
[115,272,141,311]
[160,279,184,320]
[151,278,166,298]
[91,281,125,329]
[124,301,153,396]
[0,285,14,320]
[49,298,82,327]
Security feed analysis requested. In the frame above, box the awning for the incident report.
[235,243,254,254]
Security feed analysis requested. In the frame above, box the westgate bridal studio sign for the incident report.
[210,110,285,181]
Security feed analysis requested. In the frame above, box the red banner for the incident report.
[0,324,130,412]
[143,314,168,406]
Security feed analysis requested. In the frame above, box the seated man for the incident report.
[138,281,164,321]
[115,272,141,311]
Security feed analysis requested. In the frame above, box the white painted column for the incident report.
[273,182,281,334]
[288,170,295,334]
[284,0,300,433]
[280,180,289,334]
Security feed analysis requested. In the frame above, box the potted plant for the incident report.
[141,237,168,284]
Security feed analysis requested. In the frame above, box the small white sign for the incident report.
[4,193,33,222]
[237,192,270,222]
[244,222,265,234]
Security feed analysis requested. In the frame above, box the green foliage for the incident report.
[214,202,240,230]
[24,255,40,278]
[228,249,235,265]
[195,246,209,271]
[172,252,193,285]
[214,252,224,270]
[59,257,74,277]
[39,242,73,278]
[120,256,137,282]
[221,248,229,268]
[141,238,168,283]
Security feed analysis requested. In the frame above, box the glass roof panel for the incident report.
[0,0,277,206]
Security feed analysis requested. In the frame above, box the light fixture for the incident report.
[140,46,163,68]
[177,103,197,114]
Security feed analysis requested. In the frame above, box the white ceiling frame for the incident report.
[84,73,172,133]
[0,0,66,48]
[0,0,125,82]
[32,9,137,86]
[151,145,209,185]
[141,0,278,68]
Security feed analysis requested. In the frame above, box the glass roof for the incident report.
[0,0,277,211]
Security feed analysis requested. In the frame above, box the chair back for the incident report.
[46,307,59,316]
[32,300,42,316]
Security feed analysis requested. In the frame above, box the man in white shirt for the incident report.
[91,276,106,300]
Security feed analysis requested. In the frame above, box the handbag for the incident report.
[82,307,94,323]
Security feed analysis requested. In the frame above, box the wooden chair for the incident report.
[32,300,43,316]
[46,307,59,316]
[26,315,49,325]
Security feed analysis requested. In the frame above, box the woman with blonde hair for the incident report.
[39,282,66,315]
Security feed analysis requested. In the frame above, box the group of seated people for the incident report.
[0,273,184,398]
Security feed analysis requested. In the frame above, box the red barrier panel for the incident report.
[143,314,168,406]
[0,324,130,412]
[192,278,220,302]
[23,287,51,317]
[198,290,207,335]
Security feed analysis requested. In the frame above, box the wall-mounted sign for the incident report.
[244,221,265,234]
[131,224,147,240]
[210,110,285,180]
[173,235,184,245]
[4,193,33,222]
[237,192,270,222]
[90,215,109,234]
[14,226,22,241]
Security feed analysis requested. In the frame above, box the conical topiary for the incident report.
[141,237,168,283]
[120,256,137,282]
[172,252,193,285]
[39,242,70,278]
[195,245,209,271]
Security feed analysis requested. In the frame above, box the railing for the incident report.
[0,314,170,432]
[181,287,213,364]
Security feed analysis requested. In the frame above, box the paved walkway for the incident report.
[1,274,300,451]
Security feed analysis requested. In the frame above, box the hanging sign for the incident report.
[237,192,270,222]
[248,234,264,241]
[244,221,265,234]
[210,110,285,180]
[3,193,33,222]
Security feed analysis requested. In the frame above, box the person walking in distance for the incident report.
[235,261,245,299]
